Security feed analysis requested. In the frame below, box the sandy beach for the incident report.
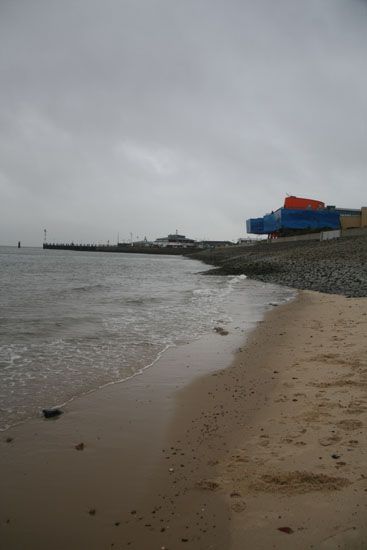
[1,290,366,549]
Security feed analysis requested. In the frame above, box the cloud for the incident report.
[1,0,366,244]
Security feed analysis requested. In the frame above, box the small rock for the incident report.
[5,437,13,443]
[278,527,294,534]
[214,326,229,336]
[42,408,63,419]
[75,442,85,451]
[88,508,96,516]
[331,453,341,459]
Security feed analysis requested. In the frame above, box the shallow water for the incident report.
[0,246,294,429]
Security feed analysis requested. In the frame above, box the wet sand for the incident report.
[216,291,367,549]
[1,291,367,549]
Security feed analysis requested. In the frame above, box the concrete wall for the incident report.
[270,227,367,244]
[321,230,341,240]
[269,232,321,244]
[339,208,367,230]
[340,214,362,230]
[341,227,367,238]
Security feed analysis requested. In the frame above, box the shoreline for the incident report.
[0,342,174,434]
[0,294,262,549]
[190,234,367,298]
[1,290,366,548]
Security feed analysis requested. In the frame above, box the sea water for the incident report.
[0,246,294,430]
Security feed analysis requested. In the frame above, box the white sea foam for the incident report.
[229,274,248,283]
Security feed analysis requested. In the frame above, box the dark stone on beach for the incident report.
[75,442,85,451]
[278,527,294,534]
[331,453,341,459]
[214,326,229,336]
[5,437,13,443]
[88,508,96,515]
[42,408,63,419]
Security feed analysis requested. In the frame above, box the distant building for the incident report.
[247,196,339,238]
[118,236,153,247]
[155,232,196,248]
[246,195,367,239]
[132,236,153,247]
[237,238,259,245]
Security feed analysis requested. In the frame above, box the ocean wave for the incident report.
[69,283,109,293]
[0,249,296,431]
[121,296,163,305]
[229,274,247,283]
[192,288,218,297]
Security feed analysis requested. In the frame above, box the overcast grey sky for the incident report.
[0,0,366,245]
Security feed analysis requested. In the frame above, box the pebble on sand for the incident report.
[42,408,63,419]
[214,326,229,336]
[278,527,294,534]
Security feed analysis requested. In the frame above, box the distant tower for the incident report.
[18,241,21,248]
[44,229,47,243]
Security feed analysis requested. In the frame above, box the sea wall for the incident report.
[190,234,367,297]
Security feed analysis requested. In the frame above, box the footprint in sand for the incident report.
[274,395,288,403]
[258,434,270,447]
[250,471,351,494]
[195,479,220,491]
[346,406,367,414]
[337,419,363,431]
[231,500,246,513]
[234,456,248,463]
[318,431,342,447]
